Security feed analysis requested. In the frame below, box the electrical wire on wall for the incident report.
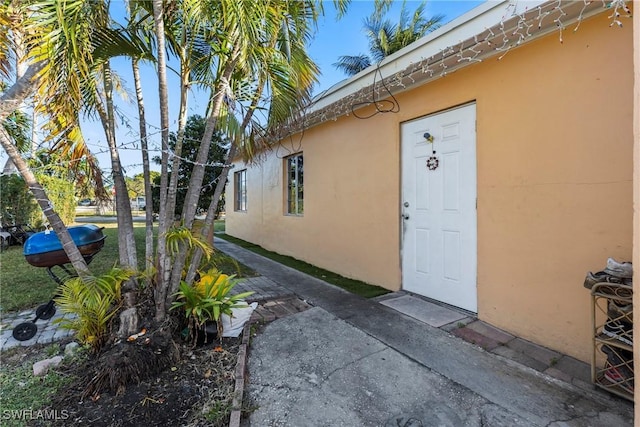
[274,126,305,159]
[271,93,318,159]
[350,62,400,120]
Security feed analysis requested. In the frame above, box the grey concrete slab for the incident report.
[0,309,77,351]
[337,305,632,426]
[247,308,527,427]
[370,291,407,303]
[507,337,562,366]
[216,237,634,426]
[554,355,592,384]
[379,295,468,327]
[490,343,549,372]
[544,367,572,383]
[451,326,501,351]
[440,316,475,332]
[35,329,57,345]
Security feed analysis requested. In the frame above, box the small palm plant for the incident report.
[55,268,134,352]
[333,1,443,76]
[171,268,254,344]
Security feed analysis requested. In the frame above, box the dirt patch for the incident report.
[25,337,241,427]
[2,297,311,427]
[71,340,238,426]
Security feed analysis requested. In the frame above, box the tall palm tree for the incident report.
[0,0,105,276]
[177,0,323,287]
[0,0,148,277]
[334,0,443,76]
[142,0,350,320]
[89,3,142,272]
[126,1,161,275]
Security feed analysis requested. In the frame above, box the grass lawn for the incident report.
[0,343,77,427]
[0,220,247,313]
[0,218,242,427]
[218,234,390,299]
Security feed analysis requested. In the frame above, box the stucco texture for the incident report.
[226,12,633,362]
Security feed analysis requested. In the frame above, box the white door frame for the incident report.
[400,103,477,313]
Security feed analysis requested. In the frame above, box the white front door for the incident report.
[401,104,477,312]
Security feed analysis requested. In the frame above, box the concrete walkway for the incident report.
[214,237,634,427]
[0,236,633,425]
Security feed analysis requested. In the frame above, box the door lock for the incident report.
[402,213,410,220]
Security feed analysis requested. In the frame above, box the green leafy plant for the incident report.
[171,268,254,342]
[166,225,213,266]
[54,268,134,352]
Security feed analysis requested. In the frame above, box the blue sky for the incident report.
[308,1,485,94]
[4,1,486,176]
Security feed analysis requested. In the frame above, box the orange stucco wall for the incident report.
[632,0,639,416]
[226,12,633,362]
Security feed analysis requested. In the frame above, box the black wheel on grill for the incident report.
[13,322,37,341]
[36,303,56,320]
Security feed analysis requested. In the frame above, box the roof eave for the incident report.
[278,0,615,136]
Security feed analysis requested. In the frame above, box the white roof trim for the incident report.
[260,0,614,140]
[308,0,606,115]
[310,0,538,111]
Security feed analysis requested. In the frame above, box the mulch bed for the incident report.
[37,336,241,427]
[4,297,310,427]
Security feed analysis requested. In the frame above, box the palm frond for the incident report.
[333,54,371,76]
[165,225,213,261]
[0,1,13,79]
[335,1,443,75]
[54,267,133,352]
[2,109,31,153]
[91,26,154,65]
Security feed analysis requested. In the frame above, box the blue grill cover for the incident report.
[23,225,106,267]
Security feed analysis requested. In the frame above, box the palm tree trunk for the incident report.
[165,68,234,298]
[100,62,137,269]
[179,49,240,230]
[0,126,89,276]
[184,143,237,284]
[96,62,141,337]
[164,40,190,230]
[151,0,173,322]
[132,59,154,272]
[0,62,46,121]
[164,48,194,296]
[183,65,265,286]
[184,78,263,283]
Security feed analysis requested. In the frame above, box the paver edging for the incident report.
[229,321,252,427]
[463,336,625,407]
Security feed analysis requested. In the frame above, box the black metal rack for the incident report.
[590,282,633,401]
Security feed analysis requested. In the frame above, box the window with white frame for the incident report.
[234,169,247,211]
[286,154,303,215]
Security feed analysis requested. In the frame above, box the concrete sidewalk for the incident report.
[215,237,634,426]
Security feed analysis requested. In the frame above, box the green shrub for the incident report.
[0,174,75,226]
[0,174,39,225]
[36,174,76,224]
